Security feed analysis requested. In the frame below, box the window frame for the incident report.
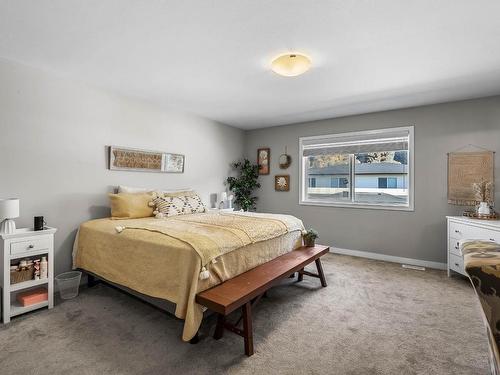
[298,126,414,211]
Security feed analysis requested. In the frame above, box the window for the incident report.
[299,126,414,210]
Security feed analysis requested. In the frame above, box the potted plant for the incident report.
[303,229,319,247]
[226,159,261,211]
[472,180,493,216]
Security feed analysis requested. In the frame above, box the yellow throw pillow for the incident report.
[109,193,154,219]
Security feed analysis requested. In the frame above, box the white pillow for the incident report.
[118,185,192,194]
[118,185,152,194]
[163,188,193,194]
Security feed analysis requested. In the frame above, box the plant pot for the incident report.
[478,202,491,216]
[304,238,315,247]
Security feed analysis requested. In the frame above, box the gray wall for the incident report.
[0,59,245,275]
[246,97,500,264]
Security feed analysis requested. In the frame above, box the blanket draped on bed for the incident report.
[116,211,304,271]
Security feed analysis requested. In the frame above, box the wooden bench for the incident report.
[195,245,329,356]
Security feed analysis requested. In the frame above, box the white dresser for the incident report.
[447,216,500,277]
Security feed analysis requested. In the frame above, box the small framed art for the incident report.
[275,175,290,191]
[257,148,270,175]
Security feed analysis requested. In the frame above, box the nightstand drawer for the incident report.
[10,238,50,255]
[449,254,465,275]
[449,221,500,242]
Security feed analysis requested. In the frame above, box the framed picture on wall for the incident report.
[109,146,163,172]
[257,148,270,175]
[275,175,290,191]
[108,146,185,173]
[164,153,185,173]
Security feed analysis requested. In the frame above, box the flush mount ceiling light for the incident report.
[271,53,312,77]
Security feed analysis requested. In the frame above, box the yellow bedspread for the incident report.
[73,212,304,341]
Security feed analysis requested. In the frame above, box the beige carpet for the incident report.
[0,254,490,374]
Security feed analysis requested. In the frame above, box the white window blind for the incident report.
[302,128,409,156]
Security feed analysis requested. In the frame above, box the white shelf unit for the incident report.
[10,278,49,292]
[0,227,57,323]
[10,299,49,318]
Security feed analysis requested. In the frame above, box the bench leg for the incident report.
[242,302,254,356]
[235,292,265,327]
[214,314,225,340]
[297,268,304,282]
[315,258,327,287]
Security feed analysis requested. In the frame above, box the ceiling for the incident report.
[1,1,500,130]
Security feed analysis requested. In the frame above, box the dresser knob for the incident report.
[455,263,460,267]
[454,230,460,233]
[28,244,34,249]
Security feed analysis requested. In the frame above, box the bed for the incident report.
[72,211,304,341]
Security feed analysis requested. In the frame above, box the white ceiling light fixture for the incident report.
[271,53,312,77]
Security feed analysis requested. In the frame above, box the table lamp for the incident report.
[0,198,20,234]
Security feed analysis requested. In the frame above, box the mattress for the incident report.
[73,215,303,341]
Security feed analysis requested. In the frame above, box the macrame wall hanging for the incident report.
[447,144,495,206]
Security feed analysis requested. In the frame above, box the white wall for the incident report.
[0,59,245,275]
[245,96,500,264]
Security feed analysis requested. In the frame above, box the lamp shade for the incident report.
[271,53,312,77]
[0,198,20,219]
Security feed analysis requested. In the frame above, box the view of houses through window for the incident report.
[300,127,413,209]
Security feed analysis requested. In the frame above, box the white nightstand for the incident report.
[0,227,57,323]
[208,208,235,213]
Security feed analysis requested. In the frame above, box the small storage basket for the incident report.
[10,266,34,284]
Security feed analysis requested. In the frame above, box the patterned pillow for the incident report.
[150,192,206,218]
[184,194,206,214]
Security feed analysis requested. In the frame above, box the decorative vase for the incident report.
[478,202,491,216]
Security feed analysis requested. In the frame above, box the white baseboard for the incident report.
[330,246,447,270]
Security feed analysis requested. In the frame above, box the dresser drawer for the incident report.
[449,221,500,242]
[449,254,465,275]
[448,238,461,256]
[10,237,50,255]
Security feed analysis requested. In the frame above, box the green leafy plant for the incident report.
[226,159,261,211]
[303,229,319,246]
